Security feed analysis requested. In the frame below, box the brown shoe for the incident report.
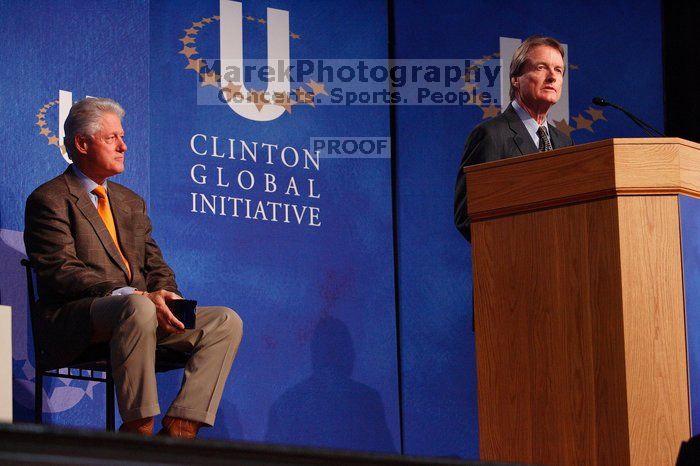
[119,416,154,435]
[159,415,202,439]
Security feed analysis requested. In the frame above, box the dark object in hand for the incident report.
[167,299,197,329]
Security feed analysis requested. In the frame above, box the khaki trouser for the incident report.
[89,294,243,425]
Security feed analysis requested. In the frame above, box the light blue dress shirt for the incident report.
[512,99,550,148]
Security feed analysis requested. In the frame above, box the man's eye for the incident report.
[105,136,116,143]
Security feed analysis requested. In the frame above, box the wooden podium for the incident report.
[465,138,700,465]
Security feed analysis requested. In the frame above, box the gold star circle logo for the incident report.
[179,13,317,115]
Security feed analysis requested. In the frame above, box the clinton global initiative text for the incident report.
[188,133,321,228]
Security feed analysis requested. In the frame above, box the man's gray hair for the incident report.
[64,97,125,160]
[509,36,566,101]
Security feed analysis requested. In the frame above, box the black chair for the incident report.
[21,259,190,431]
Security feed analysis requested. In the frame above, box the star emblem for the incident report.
[572,114,594,132]
[476,92,491,105]
[462,83,477,93]
[16,358,32,381]
[179,46,198,58]
[463,67,479,83]
[39,127,50,136]
[247,89,270,111]
[185,58,203,71]
[306,80,328,96]
[585,106,607,122]
[36,119,46,127]
[481,105,500,119]
[295,87,315,107]
[553,119,575,137]
[273,92,296,114]
[177,13,308,118]
[47,135,59,146]
[85,381,99,399]
[200,70,220,88]
[221,82,244,102]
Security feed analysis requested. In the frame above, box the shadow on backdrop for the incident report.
[265,316,396,453]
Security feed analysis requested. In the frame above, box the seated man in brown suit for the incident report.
[24,97,243,438]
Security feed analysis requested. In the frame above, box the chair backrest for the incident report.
[20,259,44,369]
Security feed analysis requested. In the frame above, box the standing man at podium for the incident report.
[454,36,573,240]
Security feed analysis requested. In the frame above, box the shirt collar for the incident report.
[512,100,549,147]
[71,163,108,194]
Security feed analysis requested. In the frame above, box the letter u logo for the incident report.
[220,0,290,122]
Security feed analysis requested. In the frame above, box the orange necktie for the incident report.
[92,186,131,278]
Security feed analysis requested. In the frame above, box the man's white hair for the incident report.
[64,97,125,160]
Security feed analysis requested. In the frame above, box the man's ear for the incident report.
[511,76,519,92]
[74,134,90,156]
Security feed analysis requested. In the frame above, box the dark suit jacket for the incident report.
[454,103,573,241]
[24,167,180,368]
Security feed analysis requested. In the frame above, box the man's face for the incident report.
[512,45,564,112]
[76,112,127,181]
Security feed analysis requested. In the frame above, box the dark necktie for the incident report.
[537,125,553,152]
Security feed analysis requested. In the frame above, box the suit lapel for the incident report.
[64,168,130,280]
[109,188,136,279]
[547,123,569,149]
[503,104,538,155]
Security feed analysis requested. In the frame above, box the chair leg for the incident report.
[106,374,115,431]
[34,373,43,424]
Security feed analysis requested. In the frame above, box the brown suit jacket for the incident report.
[24,167,180,368]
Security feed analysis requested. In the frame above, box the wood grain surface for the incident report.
[466,138,700,221]
[472,195,690,466]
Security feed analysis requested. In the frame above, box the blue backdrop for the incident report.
[0,0,664,459]
[147,0,398,449]
[392,0,663,458]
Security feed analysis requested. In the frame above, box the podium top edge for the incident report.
[465,137,700,173]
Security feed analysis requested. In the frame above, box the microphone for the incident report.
[592,97,665,137]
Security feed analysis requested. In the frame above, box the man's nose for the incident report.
[117,136,127,152]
